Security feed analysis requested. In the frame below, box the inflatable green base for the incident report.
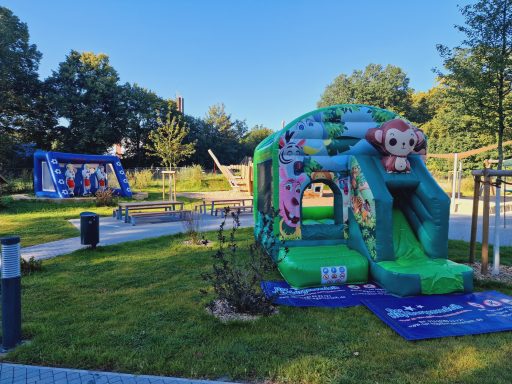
[277,244,368,288]
[373,209,473,295]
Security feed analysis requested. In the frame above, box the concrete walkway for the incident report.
[449,212,512,246]
[21,214,254,261]
[19,208,512,262]
[0,363,236,384]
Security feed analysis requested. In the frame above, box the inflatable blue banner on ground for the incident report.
[261,281,392,307]
[362,291,512,340]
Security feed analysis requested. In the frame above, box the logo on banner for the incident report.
[483,299,502,307]
[320,265,347,284]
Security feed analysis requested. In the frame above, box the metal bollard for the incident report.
[1,236,22,351]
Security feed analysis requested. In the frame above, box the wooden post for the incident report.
[451,153,459,212]
[481,169,491,274]
[173,172,177,201]
[469,175,481,263]
[168,172,171,201]
[162,171,165,200]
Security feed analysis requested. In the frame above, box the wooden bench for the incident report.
[130,210,191,226]
[115,201,184,222]
[214,205,253,217]
[196,198,253,215]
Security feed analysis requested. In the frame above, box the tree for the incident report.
[204,103,248,164]
[241,125,273,157]
[437,0,512,169]
[122,84,167,166]
[318,64,413,117]
[45,51,127,154]
[184,115,217,168]
[0,7,54,168]
[145,102,196,168]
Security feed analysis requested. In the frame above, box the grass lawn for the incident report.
[3,227,512,384]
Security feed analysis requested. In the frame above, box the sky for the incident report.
[3,0,471,130]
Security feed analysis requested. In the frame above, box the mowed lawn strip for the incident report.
[2,228,512,384]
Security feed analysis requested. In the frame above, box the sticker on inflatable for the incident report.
[320,266,347,285]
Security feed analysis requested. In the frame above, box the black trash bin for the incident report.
[80,212,99,248]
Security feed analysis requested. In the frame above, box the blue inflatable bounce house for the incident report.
[33,150,132,198]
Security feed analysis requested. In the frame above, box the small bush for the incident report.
[95,188,117,207]
[21,257,43,276]
[0,196,10,210]
[178,165,203,181]
[182,211,207,245]
[127,169,154,190]
[201,208,275,316]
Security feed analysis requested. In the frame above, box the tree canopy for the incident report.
[122,84,167,166]
[437,0,512,169]
[318,64,413,117]
[0,6,50,168]
[4,3,512,174]
[204,103,249,165]
[145,103,196,168]
[45,51,127,154]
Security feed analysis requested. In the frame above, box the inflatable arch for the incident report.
[33,150,132,198]
[253,104,473,296]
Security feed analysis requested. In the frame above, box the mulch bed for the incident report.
[206,299,278,323]
[466,262,512,285]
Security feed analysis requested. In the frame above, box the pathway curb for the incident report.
[0,363,238,384]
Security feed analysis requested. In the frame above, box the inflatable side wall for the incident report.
[33,150,132,198]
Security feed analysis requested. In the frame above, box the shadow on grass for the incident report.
[1,229,512,384]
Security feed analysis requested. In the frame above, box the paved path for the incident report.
[21,214,254,261]
[449,212,512,246]
[0,363,236,384]
[19,209,512,262]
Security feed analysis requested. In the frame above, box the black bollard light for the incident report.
[1,236,22,351]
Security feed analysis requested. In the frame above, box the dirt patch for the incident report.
[206,299,278,323]
[466,262,512,284]
[182,239,211,247]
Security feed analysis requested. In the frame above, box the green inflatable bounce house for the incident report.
[253,104,473,296]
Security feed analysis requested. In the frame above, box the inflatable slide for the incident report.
[253,104,473,296]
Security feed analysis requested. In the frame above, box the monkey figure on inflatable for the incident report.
[365,119,426,173]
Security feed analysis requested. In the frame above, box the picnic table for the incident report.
[115,200,185,223]
[196,198,254,216]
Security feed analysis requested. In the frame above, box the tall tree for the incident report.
[0,7,53,168]
[437,0,512,169]
[45,51,127,154]
[318,64,413,117]
[204,103,248,164]
[241,125,273,157]
[145,102,196,168]
[122,84,167,166]
[184,115,217,168]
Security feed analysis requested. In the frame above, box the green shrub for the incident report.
[3,170,33,194]
[127,169,154,190]
[95,188,118,207]
[21,257,43,276]
[201,208,276,316]
[178,165,203,181]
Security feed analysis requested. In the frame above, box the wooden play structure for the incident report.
[208,149,253,194]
